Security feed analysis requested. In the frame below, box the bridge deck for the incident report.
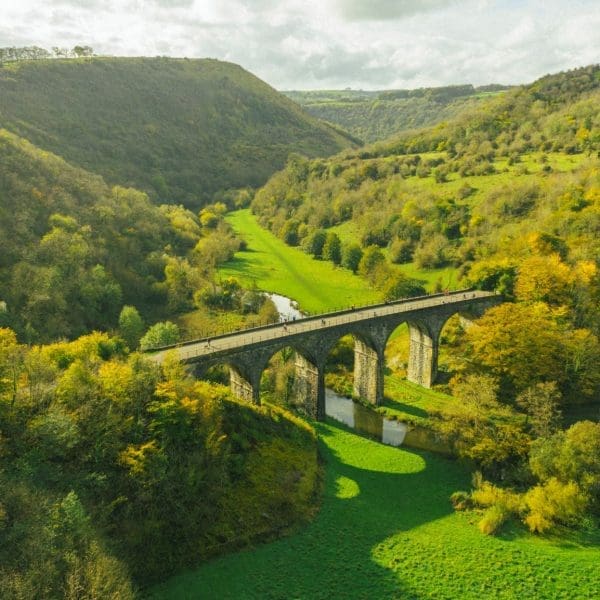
[150,290,497,364]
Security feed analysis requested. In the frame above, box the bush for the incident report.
[139,321,179,350]
[524,478,588,533]
[478,504,509,535]
[450,491,472,511]
[471,481,522,513]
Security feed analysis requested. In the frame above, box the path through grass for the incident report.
[219,210,380,313]
[149,420,600,599]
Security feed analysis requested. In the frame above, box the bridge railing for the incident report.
[148,288,498,357]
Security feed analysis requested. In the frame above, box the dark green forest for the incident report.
[0,129,233,342]
[0,57,355,207]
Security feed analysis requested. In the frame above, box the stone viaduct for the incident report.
[150,290,501,420]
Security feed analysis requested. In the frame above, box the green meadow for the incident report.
[219,209,381,313]
[149,420,600,599]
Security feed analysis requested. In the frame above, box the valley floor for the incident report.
[149,420,600,599]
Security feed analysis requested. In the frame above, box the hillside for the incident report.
[252,65,600,404]
[0,128,207,341]
[0,57,355,207]
[284,84,510,143]
[256,65,599,253]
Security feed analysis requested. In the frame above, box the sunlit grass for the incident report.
[149,420,600,599]
[219,209,381,313]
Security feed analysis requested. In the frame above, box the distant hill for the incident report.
[0,57,355,207]
[283,84,511,143]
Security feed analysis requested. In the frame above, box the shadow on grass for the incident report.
[220,254,271,281]
[149,418,469,600]
[382,396,429,420]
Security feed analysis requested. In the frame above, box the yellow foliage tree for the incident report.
[524,478,587,533]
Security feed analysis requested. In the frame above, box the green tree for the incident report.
[303,230,327,257]
[342,243,363,274]
[323,232,342,265]
[517,382,562,438]
[381,272,426,301]
[358,245,386,283]
[118,306,145,350]
[529,420,600,504]
[140,322,180,350]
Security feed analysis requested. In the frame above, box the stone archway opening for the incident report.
[201,363,230,386]
[382,319,438,405]
[384,322,410,380]
[260,345,297,408]
[437,313,469,385]
[324,334,355,398]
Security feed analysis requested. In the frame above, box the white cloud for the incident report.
[1,0,599,89]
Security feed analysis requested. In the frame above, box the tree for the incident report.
[381,272,426,301]
[323,232,342,265]
[0,328,24,405]
[140,322,179,351]
[342,243,363,274]
[436,375,530,475]
[119,306,144,350]
[303,230,327,258]
[357,245,385,282]
[514,254,573,306]
[529,421,600,501]
[517,382,562,438]
[72,46,94,57]
[463,302,568,396]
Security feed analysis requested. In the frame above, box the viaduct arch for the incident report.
[150,290,501,420]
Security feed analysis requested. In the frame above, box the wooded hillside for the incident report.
[0,57,355,207]
[284,84,511,143]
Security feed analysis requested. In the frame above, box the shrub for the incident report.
[478,504,509,535]
[524,478,588,533]
[471,481,522,513]
[450,491,472,511]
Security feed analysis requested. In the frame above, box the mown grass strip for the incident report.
[219,209,381,313]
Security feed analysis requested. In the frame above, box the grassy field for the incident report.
[381,376,455,425]
[149,420,600,599]
[219,209,381,313]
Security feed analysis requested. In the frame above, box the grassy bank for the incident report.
[219,209,381,313]
[149,420,600,599]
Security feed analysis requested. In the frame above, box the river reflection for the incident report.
[325,389,408,447]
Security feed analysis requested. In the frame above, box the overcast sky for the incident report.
[2,0,599,90]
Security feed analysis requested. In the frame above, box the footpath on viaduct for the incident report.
[150,290,501,420]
